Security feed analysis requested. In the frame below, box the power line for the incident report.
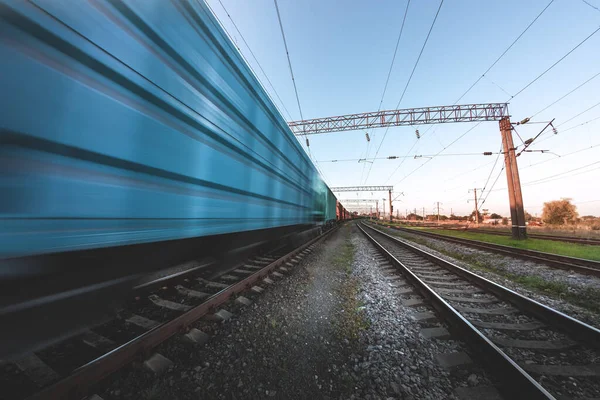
[215,0,294,121]
[272,0,330,186]
[364,0,444,184]
[488,160,600,193]
[362,0,412,183]
[531,70,600,117]
[479,143,504,199]
[521,166,600,188]
[273,0,304,121]
[581,0,600,12]
[479,165,506,207]
[561,115,600,133]
[509,25,600,100]
[393,122,483,186]
[318,151,501,162]
[377,0,412,112]
[205,0,294,122]
[523,143,600,170]
[454,0,555,104]
[557,100,600,127]
[532,114,600,147]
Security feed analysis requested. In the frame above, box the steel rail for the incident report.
[363,223,600,348]
[377,223,600,276]
[449,228,600,246]
[357,223,554,399]
[27,226,338,400]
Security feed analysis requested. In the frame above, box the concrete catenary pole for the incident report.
[388,190,393,223]
[500,117,527,239]
[473,189,479,224]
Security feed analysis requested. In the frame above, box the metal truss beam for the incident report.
[331,186,393,192]
[289,103,509,135]
[341,199,379,203]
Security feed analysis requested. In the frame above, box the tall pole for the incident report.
[376,200,379,220]
[388,190,393,223]
[500,117,527,239]
[474,189,479,224]
[437,202,440,223]
[422,207,425,222]
[382,199,386,219]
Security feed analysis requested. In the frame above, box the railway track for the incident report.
[359,222,600,400]
[447,228,600,246]
[373,222,600,277]
[3,227,337,400]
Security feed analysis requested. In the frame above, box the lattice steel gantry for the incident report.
[298,104,527,239]
[289,103,509,135]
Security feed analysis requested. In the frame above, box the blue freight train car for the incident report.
[0,0,338,357]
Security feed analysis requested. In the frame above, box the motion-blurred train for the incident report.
[0,0,351,358]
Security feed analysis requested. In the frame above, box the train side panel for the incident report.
[0,0,321,258]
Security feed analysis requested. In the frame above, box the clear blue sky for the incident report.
[206,0,600,217]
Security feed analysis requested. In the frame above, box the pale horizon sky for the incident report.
[206,0,600,218]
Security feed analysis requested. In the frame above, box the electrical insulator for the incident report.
[552,127,558,135]
[306,138,310,147]
[483,152,492,156]
[387,156,398,159]
[520,117,530,125]
[524,138,533,145]
[415,129,420,139]
[365,132,370,142]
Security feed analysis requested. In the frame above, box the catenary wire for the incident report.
[361,0,412,183]
[508,26,600,100]
[364,0,444,184]
[274,0,304,121]
[454,0,555,104]
[215,0,294,121]
[380,1,552,186]
[531,70,600,117]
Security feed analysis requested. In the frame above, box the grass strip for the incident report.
[383,227,600,314]
[398,226,600,261]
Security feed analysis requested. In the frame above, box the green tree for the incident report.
[469,210,483,222]
[490,213,502,219]
[542,198,578,225]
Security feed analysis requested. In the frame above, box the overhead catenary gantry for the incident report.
[332,186,394,222]
[299,103,528,239]
[289,103,509,135]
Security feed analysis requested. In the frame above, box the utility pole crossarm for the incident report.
[289,103,510,135]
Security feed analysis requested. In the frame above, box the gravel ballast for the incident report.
[373,224,600,328]
[98,224,494,399]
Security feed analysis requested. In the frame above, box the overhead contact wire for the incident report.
[216,0,294,121]
[509,25,600,100]
[365,0,444,184]
[454,0,555,104]
[274,0,304,122]
[361,0,411,184]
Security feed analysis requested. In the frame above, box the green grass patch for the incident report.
[438,248,600,314]
[379,226,600,314]
[332,239,355,274]
[413,228,600,261]
[332,239,370,342]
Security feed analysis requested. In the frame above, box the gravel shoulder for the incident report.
[98,223,493,399]
[372,223,600,329]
